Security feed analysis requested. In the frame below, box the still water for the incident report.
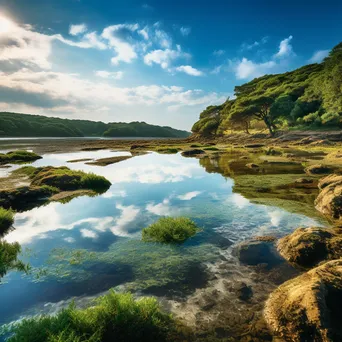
[0,150,325,328]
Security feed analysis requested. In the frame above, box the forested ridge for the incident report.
[0,112,190,138]
[192,42,342,136]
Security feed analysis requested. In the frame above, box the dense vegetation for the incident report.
[142,217,199,243]
[0,112,190,138]
[192,42,342,136]
[0,150,42,165]
[2,291,178,342]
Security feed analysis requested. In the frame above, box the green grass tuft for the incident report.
[2,290,177,342]
[0,150,41,165]
[0,207,14,234]
[142,217,200,243]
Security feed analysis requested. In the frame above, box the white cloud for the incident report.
[80,228,98,239]
[144,45,190,69]
[274,35,294,58]
[175,65,203,76]
[213,49,225,56]
[155,29,172,48]
[240,36,268,51]
[177,191,202,200]
[110,204,140,236]
[138,27,149,40]
[101,24,139,65]
[95,70,123,79]
[180,27,191,36]
[146,198,173,216]
[69,24,87,36]
[309,49,329,63]
[235,58,276,79]
[64,237,75,243]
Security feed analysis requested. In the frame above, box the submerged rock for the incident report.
[315,174,342,222]
[233,238,283,268]
[181,149,205,157]
[264,260,342,342]
[277,227,342,268]
[305,164,332,176]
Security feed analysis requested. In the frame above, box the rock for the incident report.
[236,282,253,301]
[295,178,314,184]
[277,227,342,268]
[305,164,332,176]
[264,260,342,342]
[181,149,205,157]
[244,144,265,148]
[315,174,342,221]
[233,239,283,267]
[239,156,248,160]
[246,163,259,169]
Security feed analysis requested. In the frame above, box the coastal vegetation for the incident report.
[0,112,190,138]
[142,217,200,243]
[2,291,179,342]
[192,42,342,136]
[0,150,42,165]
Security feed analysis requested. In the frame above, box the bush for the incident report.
[0,207,14,234]
[0,150,41,165]
[3,291,177,342]
[142,217,199,243]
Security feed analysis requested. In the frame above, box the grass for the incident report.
[15,166,111,193]
[2,290,178,342]
[142,217,200,243]
[0,207,14,234]
[0,150,42,165]
[156,148,179,154]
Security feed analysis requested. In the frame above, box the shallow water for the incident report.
[0,149,327,331]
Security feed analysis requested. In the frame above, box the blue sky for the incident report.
[1,0,341,130]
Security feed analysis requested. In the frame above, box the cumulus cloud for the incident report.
[309,49,329,63]
[95,70,123,79]
[274,35,294,58]
[235,58,276,79]
[69,23,87,36]
[175,65,203,76]
[144,45,190,69]
[180,26,191,36]
[177,191,202,200]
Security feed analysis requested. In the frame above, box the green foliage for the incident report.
[0,239,28,280]
[0,207,14,234]
[2,290,177,342]
[142,217,199,243]
[192,42,342,136]
[0,113,190,138]
[0,150,42,165]
[24,166,111,192]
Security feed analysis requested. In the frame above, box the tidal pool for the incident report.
[0,149,327,333]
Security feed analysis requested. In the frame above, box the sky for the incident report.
[0,0,342,130]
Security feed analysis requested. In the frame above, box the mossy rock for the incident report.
[305,164,333,176]
[265,260,342,341]
[181,149,206,157]
[277,227,342,268]
[0,150,42,165]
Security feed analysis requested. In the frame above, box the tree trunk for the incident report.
[264,117,274,136]
[244,121,250,134]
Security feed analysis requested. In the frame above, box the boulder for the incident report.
[305,164,332,176]
[264,260,342,342]
[277,227,342,268]
[315,174,342,222]
[246,163,259,169]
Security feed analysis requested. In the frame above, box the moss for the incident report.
[0,207,14,234]
[0,150,42,165]
[156,148,179,154]
[86,156,132,166]
[203,147,219,151]
[142,217,200,243]
[1,290,180,342]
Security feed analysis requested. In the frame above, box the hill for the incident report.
[192,42,342,136]
[0,112,190,138]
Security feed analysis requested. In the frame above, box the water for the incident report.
[0,149,326,331]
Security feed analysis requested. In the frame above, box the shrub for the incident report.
[0,150,41,165]
[3,291,177,342]
[0,207,14,234]
[142,217,199,243]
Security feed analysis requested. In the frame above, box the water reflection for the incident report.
[0,150,327,328]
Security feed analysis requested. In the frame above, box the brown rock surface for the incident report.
[264,260,342,342]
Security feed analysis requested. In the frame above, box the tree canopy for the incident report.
[192,42,342,136]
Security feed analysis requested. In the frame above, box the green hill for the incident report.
[0,112,190,138]
[192,42,342,136]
